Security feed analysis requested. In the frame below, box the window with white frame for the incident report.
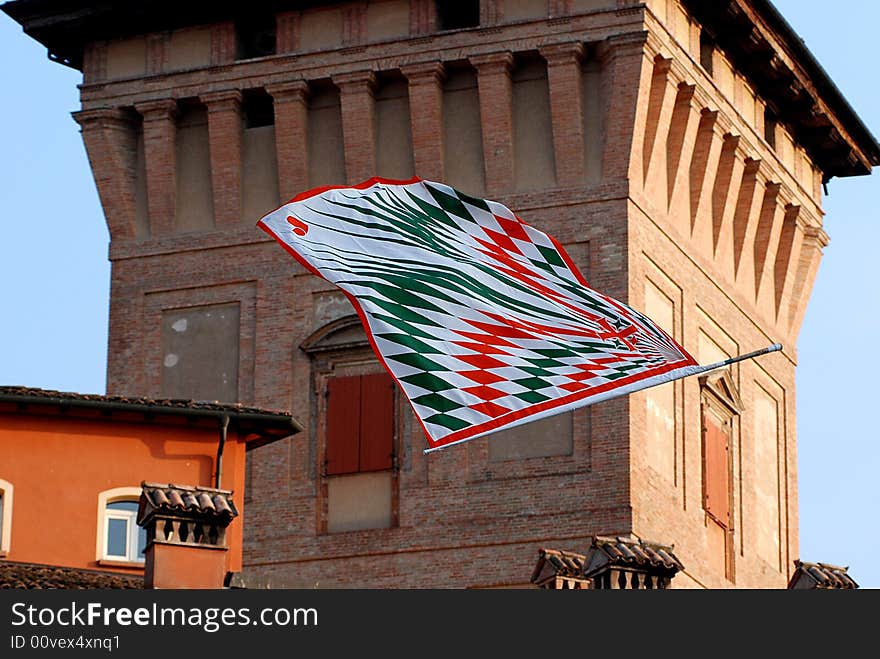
[0,478,12,555]
[103,500,146,562]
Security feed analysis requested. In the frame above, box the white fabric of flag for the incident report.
[259,177,700,452]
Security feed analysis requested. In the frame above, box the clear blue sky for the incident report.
[1,2,877,587]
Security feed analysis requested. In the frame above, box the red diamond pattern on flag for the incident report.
[258,177,706,452]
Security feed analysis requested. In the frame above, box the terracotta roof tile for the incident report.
[530,548,587,585]
[788,561,859,589]
[138,482,238,526]
[0,561,141,589]
[583,536,684,578]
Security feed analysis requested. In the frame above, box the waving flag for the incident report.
[259,177,703,452]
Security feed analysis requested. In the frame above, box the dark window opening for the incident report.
[325,373,395,476]
[243,90,275,128]
[436,1,480,31]
[236,15,277,60]
[764,107,778,149]
[699,30,714,76]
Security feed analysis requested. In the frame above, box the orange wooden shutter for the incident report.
[359,372,394,472]
[326,375,361,475]
[703,414,730,526]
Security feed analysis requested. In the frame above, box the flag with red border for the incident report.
[258,178,700,452]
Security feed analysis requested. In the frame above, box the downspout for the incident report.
[215,414,229,489]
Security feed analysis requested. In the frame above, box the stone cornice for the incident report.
[400,61,446,84]
[199,89,243,112]
[332,69,377,92]
[468,51,514,73]
[134,98,178,121]
[538,42,585,66]
[71,106,137,129]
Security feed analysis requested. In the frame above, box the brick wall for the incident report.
[74,1,828,588]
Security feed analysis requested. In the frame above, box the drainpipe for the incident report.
[215,414,229,489]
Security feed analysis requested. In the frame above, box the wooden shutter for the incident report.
[359,372,395,472]
[703,414,730,526]
[326,375,361,475]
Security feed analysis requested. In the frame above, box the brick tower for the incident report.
[6,0,877,588]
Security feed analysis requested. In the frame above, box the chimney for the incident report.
[137,482,238,589]
[582,536,684,589]
[530,536,684,589]
[787,560,859,589]
[530,548,591,589]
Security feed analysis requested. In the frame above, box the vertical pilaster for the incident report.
[471,51,515,195]
[202,90,243,229]
[480,0,502,25]
[732,157,764,285]
[72,108,139,241]
[711,135,745,273]
[773,206,805,322]
[642,56,685,206]
[540,42,586,187]
[277,11,300,53]
[146,33,166,75]
[598,32,650,182]
[342,4,367,46]
[402,62,446,182]
[409,0,436,35]
[268,80,311,200]
[665,82,697,212]
[788,223,828,334]
[549,0,573,18]
[135,99,178,237]
[753,182,785,304]
[640,56,672,184]
[753,191,792,314]
[82,41,107,83]
[690,112,729,254]
[334,71,377,184]
[211,23,236,65]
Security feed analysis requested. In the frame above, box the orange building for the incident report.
[0,386,299,585]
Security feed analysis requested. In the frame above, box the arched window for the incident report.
[96,487,147,564]
[0,478,13,555]
[302,315,398,534]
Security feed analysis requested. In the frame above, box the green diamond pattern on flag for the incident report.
[258,177,702,452]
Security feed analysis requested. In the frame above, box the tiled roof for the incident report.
[530,548,590,588]
[788,561,859,590]
[0,561,141,589]
[138,483,238,526]
[583,536,684,577]
[0,386,301,449]
[0,385,291,417]
[531,549,586,581]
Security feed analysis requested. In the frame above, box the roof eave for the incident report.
[0,390,303,447]
[682,0,880,181]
